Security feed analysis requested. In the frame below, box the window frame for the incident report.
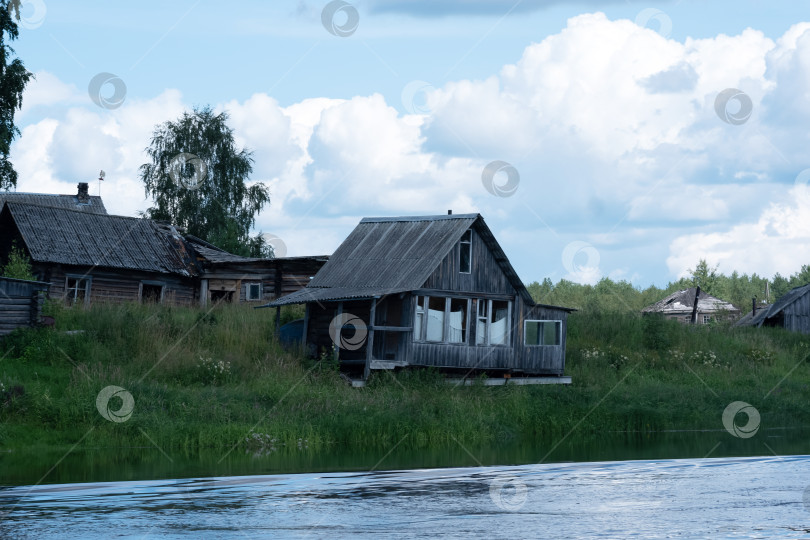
[414,295,471,345]
[702,314,711,324]
[459,229,472,274]
[139,280,166,304]
[64,274,92,307]
[475,299,512,347]
[245,281,263,301]
[523,319,562,346]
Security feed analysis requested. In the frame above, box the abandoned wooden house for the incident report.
[186,235,327,307]
[260,213,574,382]
[0,201,199,305]
[0,277,50,336]
[641,287,739,323]
[736,283,810,334]
[0,182,107,214]
[0,197,326,308]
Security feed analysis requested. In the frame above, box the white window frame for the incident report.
[246,282,263,301]
[459,230,472,274]
[702,315,711,324]
[524,320,562,346]
[64,275,91,307]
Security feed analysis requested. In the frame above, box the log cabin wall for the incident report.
[33,263,196,306]
[0,277,49,336]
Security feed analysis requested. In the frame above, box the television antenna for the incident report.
[98,170,105,196]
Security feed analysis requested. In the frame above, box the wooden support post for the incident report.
[690,286,701,324]
[199,279,208,308]
[334,301,343,364]
[364,298,377,381]
[302,303,310,352]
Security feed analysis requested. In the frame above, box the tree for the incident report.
[0,0,34,190]
[139,106,270,257]
[688,259,719,294]
[2,240,34,280]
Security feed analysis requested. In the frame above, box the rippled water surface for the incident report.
[3,455,810,539]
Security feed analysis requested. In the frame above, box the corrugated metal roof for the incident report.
[262,213,539,308]
[760,283,810,324]
[3,202,197,276]
[735,307,770,327]
[0,192,107,214]
[642,287,739,314]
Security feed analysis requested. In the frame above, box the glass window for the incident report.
[447,298,468,343]
[476,299,488,345]
[246,282,262,301]
[459,230,471,274]
[414,296,425,340]
[524,320,561,346]
[65,277,90,306]
[490,300,509,345]
[426,297,446,342]
[703,315,711,324]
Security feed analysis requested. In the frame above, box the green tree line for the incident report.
[527,259,810,313]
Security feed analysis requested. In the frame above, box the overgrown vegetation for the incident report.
[0,301,808,454]
[0,240,34,280]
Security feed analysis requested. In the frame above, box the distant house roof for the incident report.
[0,191,107,214]
[185,235,265,264]
[642,287,739,315]
[262,213,566,308]
[2,202,197,276]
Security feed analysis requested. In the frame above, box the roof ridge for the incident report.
[4,200,137,220]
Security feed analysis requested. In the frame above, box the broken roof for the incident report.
[642,287,739,314]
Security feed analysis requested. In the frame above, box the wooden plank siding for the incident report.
[422,228,515,295]
[783,290,810,334]
[0,277,50,336]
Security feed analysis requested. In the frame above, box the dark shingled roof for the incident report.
[0,192,107,214]
[2,202,197,276]
[185,235,266,264]
[261,213,548,308]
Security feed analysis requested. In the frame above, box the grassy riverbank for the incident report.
[0,302,809,454]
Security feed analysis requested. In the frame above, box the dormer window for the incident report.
[459,230,472,273]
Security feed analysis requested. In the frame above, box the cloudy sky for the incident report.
[8,0,810,287]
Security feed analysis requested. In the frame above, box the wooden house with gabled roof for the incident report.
[736,283,810,334]
[261,212,574,382]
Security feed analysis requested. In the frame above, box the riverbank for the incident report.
[1,302,808,454]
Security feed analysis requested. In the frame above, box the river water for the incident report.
[2,432,810,538]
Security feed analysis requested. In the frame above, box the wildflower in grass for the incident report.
[197,354,231,384]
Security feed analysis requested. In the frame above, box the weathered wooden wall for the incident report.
[35,264,196,306]
[783,291,810,334]
[0,277,49,336]
[422,228,515,295]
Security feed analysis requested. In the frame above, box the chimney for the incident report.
[77,182,90,203]
[447,210,452,215]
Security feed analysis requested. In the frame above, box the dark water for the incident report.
[2,430,810,538]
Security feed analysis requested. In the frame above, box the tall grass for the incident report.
[0,303,808,453]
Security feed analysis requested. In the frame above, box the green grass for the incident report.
[0,302,808,454]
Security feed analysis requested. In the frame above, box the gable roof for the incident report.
[2,202,197,276]
[642,287,739,314]
[735,306,771,327]
[760,283,810,324]
[0,192,107,214]
[262,213,540,307]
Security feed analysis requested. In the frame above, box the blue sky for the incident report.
[8,0,810,288]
